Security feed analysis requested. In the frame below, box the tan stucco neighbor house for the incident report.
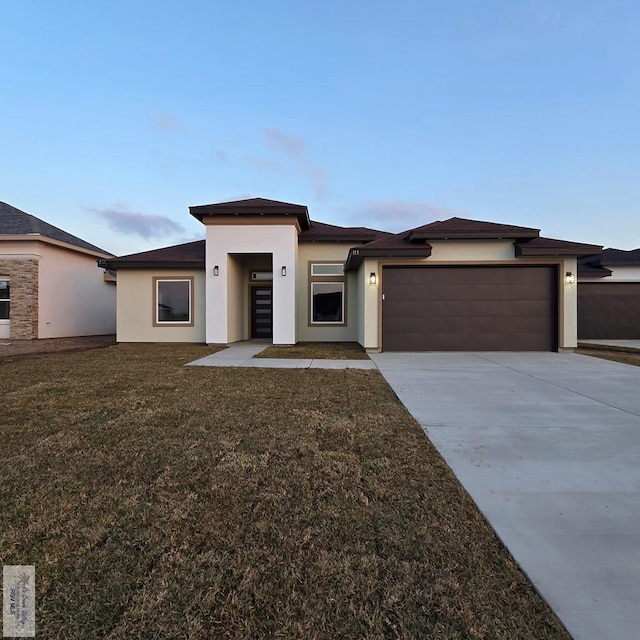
[105,197,602,352]
[0,202,116,340]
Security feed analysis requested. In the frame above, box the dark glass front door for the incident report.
[251,286,273,338]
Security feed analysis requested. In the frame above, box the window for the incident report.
[250,270,273,281]
[153,278,193,325]
[311,263,344,277]
[0,280,9,320]
[312,282,344,323]
[309,263,346,325]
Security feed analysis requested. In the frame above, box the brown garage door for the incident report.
[382,266,557,351]
[578,282,640,339]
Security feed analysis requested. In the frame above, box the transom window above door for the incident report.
[311,263,344,277]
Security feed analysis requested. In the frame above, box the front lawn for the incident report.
[0,344,568,639]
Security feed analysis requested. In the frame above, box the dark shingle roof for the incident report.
[515,236,602,257]
[299,220,390,243]
[104,240,205,269]
[345,217,602,270]
[350,217,541,254]
[189,197,311,230]
[577,256,612,277]
[407,217,540,240]
[600,247,640,265]
[0,201,112,255]
[578,247,640,277]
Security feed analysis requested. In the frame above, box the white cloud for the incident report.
[151,111,185,133]
[353,200,468,232]
[258,128,327,199]
[88,204,186,240]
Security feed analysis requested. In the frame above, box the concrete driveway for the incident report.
[370,351,640,640]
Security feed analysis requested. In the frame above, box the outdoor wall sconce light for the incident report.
[281,266,287,277]
[565,272,576,285]
[213,265,219,276]
[369,272,377,285]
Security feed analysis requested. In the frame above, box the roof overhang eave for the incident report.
[344,246,433,271]
[189,205,311,230]
[299,234,378,244]
[515,244,603,258]
[102,260,205,271]
[409,231,539,241]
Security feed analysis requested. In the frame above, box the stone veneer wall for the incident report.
[0,258,39,339]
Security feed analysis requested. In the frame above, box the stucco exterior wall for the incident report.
[37,243,116,338]
[361,258,380,350]
[358,243,579,351]
[205,224,297,344]
[561,256,578,348]
[0,239,115,339]
[116,269,205,342]
[296,243,357,342]
[428,240,516,261]
[227,255,244,343]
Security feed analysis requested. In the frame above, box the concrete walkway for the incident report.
[370,351,640,640]
[187,343,377,369]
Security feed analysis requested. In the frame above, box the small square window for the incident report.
[155,279,192,324]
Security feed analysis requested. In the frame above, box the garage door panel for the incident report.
[383,266,557,351]
[386,282,552,303]
[385,331,550,352]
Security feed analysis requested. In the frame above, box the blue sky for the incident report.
[2,0,639,255]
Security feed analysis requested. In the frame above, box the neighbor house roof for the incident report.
[104,240,205,269]
[189,197,311,230]
[577,257,612,278]
[0,201,113,256]
[600,247,640,265]
[578,247,640,278]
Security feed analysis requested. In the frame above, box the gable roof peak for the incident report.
[0,201,112,255]
[189,197,311,229]
[409,216,541,240]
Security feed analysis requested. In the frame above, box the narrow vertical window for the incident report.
[0,280,9,320]
[309,263,346,325]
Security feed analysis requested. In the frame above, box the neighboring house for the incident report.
[104,197,601,352]
[578,248,640,339]
[0,202,116,340]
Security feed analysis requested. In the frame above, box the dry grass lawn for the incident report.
[255,341,369,360]
[0,344,569,639]
[0,335,115,361]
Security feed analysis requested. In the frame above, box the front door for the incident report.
[251,286,273,338]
